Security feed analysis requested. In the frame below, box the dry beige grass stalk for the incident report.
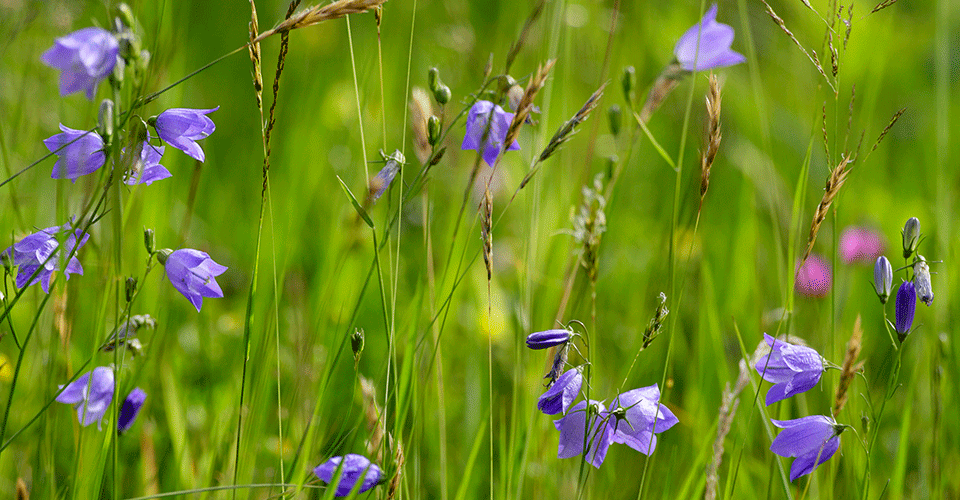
[409,87,433,164]
[536,82,607,165]
[705,359,750,500]
[803,155,851,262]
[761,0,836,94]
[638,62,683,124]
[481,187,493,281]
[504,0,546,75]
[504,59,556,149]
[251,0,389,43]
[699,74,722,204]
[834,314,864,415]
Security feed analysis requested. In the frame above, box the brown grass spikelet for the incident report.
[868,107,905,156]
[504,59,556,149]
[872,0,899,13]
[834,315,864,415]
[761,0,836,94]
[803,155,851,262]
[705,359,750,500]
[537,82,607,164]
[16,478,29,500]
[248,0,263,115]
[638,62,683,124]
[504,0,546,75]
[409,87,433,164]
[386,439,405,499]
[481,187,493,281]
[251,0,389,43]
[699,74,722,204]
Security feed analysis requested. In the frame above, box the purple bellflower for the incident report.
[124,140,171,186]
[538,367,583,415]
[608,384,679,455]
[41,27,119,100]
[770,415,843,481]
[554,385,678,468]
[554,400,613,468]
[56,366,114,429]
[795,254,831,298]
[526,329,572,350]
[160,249,227,312]
[674,4,746,72]
[894,280,916,337]
[43,125,106,182]
[754,334,824,406]
[2,221,89,293]
[839,226,884,264]
[313,454,383,497]
[117,387,147,434]
[461,100,520,167]
[153,107,219,162]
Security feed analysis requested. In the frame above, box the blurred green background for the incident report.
[1,0,959,498]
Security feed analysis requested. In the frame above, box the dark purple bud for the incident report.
[117,387,146,434]
[526,329,572,350]
[894,281,916,336]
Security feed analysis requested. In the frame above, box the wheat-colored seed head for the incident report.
[803,155,851,262]
[504,59,556,149]
[699,74,722,202]
[252,0,389,43]
[834,315,864,415]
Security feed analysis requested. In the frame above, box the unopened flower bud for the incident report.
[902,217,920,259]
[143,228,155,255]
[526,329,572,350]
[914,255,934,306]
[115,3,136,30]
[351,328,364,360]
[434,84,451,105]
[125,277,137,302]
[427,67,440,92]
[894,280,916,341]
[622,66,636,104]
[507,84,524,111]
[98,99,115,141]
[608,105,622,137]
[427,115,441,145]
[873,256,893,304]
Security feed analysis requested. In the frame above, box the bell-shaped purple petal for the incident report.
[125,143,171,186]
[154,107,219,162]
[43,125,106,182]
[608,384,679,455]
[554,400,614,468]
[770,415,842,481]
[41,27,118,100]
[461,100,520,167]
[313,454,383,497]
[163,248,227,311]
[117,387,147,433]
[839,226,884,264]
[537,367,582,415]
[894,280,916,335]
[526,329,572,350]
[56,366,115,429]
[674,5,746,71]
[755,334,824,405]
[3,221,90,293]
[795,254,831,298]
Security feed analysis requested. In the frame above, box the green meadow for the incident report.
[1,0,958,498]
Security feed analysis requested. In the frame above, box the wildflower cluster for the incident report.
[874,217,936,343]
[526,315,678,469]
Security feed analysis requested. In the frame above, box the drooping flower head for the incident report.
[838,226,883,264]
[608,384,679,455]
[526,328,572,350]
[41,27,119,100]
[152,107,219,162]
[43,125,106,182]
[894,280,916,337]
[461,100,520,167]
[56,366,115,429]
[770,415,844,481]
[2,221,90,293]
[795,254,831,298]
[873,256,893,304]
[158,248,227,312]
[754,334,824,405]
[124,138,170,186]
[117,387,147,433]
[673,4,746,71]
[538,366,583,415]
[913,255,934,306]
[313,454,383,497]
